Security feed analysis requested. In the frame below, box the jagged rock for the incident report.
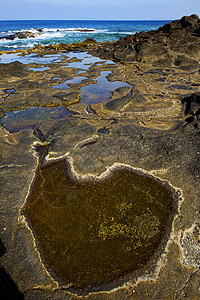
[16,31,36,39]
[182,92,200,116]
[20,14,200,68]
[0,31,36,41]
[89,14,200,67]
[181,14,200,29]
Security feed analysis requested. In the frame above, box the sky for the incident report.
[0,0,199,20]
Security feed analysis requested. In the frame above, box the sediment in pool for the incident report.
[23,158,179,291]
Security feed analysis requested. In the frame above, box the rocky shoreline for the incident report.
[7,14,199,69]
[0,29,43,41]
[0,14,200,299]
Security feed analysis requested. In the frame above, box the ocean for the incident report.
[0,20,170,51]
[0,19,171,131]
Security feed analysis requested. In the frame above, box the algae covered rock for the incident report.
[23,158,177,290]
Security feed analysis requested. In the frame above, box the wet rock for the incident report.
[0,34,16,41]
[0,31,36,41]
[0,61,28,77]
[111,86,132,98]
[105,89,146,111]
[53,91,81,106]
[40,118,97,156]
[105,96,131,111]
[181,92,200,129]
[15,31,36,39]
[75,38,98,49]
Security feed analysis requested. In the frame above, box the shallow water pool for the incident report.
[23,158,177,290]
[0,106,71,131]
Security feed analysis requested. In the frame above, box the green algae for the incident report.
[23,159,176,289]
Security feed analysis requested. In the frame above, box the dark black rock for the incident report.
[182,92,200,116]
[0,239,24,299]
[0,34,16,40]
[0,268,24,300]
[97,127,110,135]
[181,14,200,29]
[0,239,6,257]
[86,105,98,115]
[87,14,200,68]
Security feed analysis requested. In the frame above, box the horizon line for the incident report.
[0,19,172,21]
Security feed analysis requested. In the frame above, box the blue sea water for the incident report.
[0,20,173,131]
[0,20,170,51]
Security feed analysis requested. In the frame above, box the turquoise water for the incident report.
[0,20,170,132]
[0,20,170,51]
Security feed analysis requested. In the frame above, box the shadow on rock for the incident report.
[0,238,24,299]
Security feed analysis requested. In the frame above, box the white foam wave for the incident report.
[2,27,133,44]
[42,27,97,32]
[0,31,65,43]
[42,27,70,32]
[0,38,9,44]
[7,30,16,34]
[9,27,108,34]
[103,31,136,35]
[0,37,24,44]
[3,42,38,49]
[34,31,65,40]
[0,26,136,51]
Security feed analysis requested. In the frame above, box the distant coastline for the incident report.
[0,20,170,51]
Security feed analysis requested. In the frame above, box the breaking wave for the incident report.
[0,20,169,51]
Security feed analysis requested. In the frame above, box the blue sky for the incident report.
[0,0,199,20]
